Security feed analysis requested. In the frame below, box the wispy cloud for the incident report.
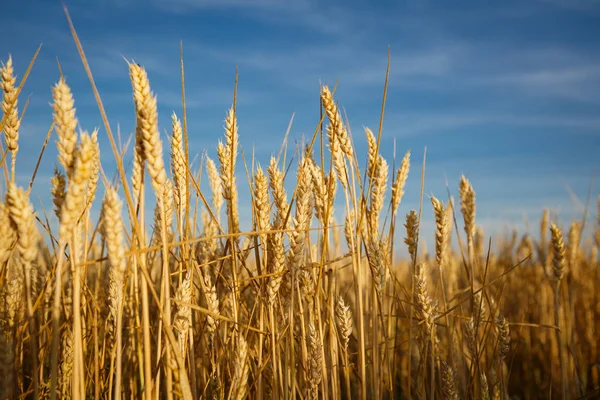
[2,0,599,241]
[153,0,301,10]
[536,0,600,11]
[149,0,352,35]
[478,65,600,86]
[380,112,600,138]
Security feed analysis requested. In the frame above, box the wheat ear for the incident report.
[51,78,78,176]
[1,56,21,179]
[391,151,411,215]
[171,112,187,222]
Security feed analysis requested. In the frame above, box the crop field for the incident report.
[0,7,599,400]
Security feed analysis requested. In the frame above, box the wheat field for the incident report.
[0,8,599,400]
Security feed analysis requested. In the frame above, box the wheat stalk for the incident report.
[101,185,127,398]
[550,222,567,399]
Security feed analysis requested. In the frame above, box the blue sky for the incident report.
[1,0,599,253]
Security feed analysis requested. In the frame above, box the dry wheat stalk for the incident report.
[267,230,285,304]
[171,112,187,218]
[369,155,388,239]
[202,272,219,335]
[6,182,39,286]
[549,221,568,398]
[440,359,459,400]
[460,175,476,240]
[1,185,39,399]
[335,295,352,352]
[58,328,74,397]
[59,132,96,242]
[405,210,418,264]
[480,372,491,400]
[306,321,323,400]
[152,179,174,247]
[174,272,192,355]
[320,85,353,159]
[464,317,477,356]
[309,159,328,224]
[51,130,96,400]
[51,167,67,219]
[321,86,351,189]
[101,186,127,334]
[365,127,378,179]
[268,156,289,229]
[431,196,448,269]
[102,186,127,273]
[343,210,353,249]
[206,156,223,219]
[131,135,145,201]
[253,166,270,246]
[495,312,510,361]
[100,185,129,398]
[52,78,79,176]
[199,209,219,263]
[2,262,22,328]
[368,240,386,295]
[230,333,249,400]
[0,202,16,266]
[473,291,487,327]
[127,69,181,394]
[85,130,100,206]
[414,263,436,341]
[491,374,502,400]
[1,56,20,178]
[129,62,167,197]
[329,130,349,190]
[217,108,240,235]
[324,172,336,223]
[391,151,411,215]
[300,262,317,297]
[287,158,313,272]
[550,223,566,281]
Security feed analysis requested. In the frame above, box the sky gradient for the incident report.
[1,0,599,253]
